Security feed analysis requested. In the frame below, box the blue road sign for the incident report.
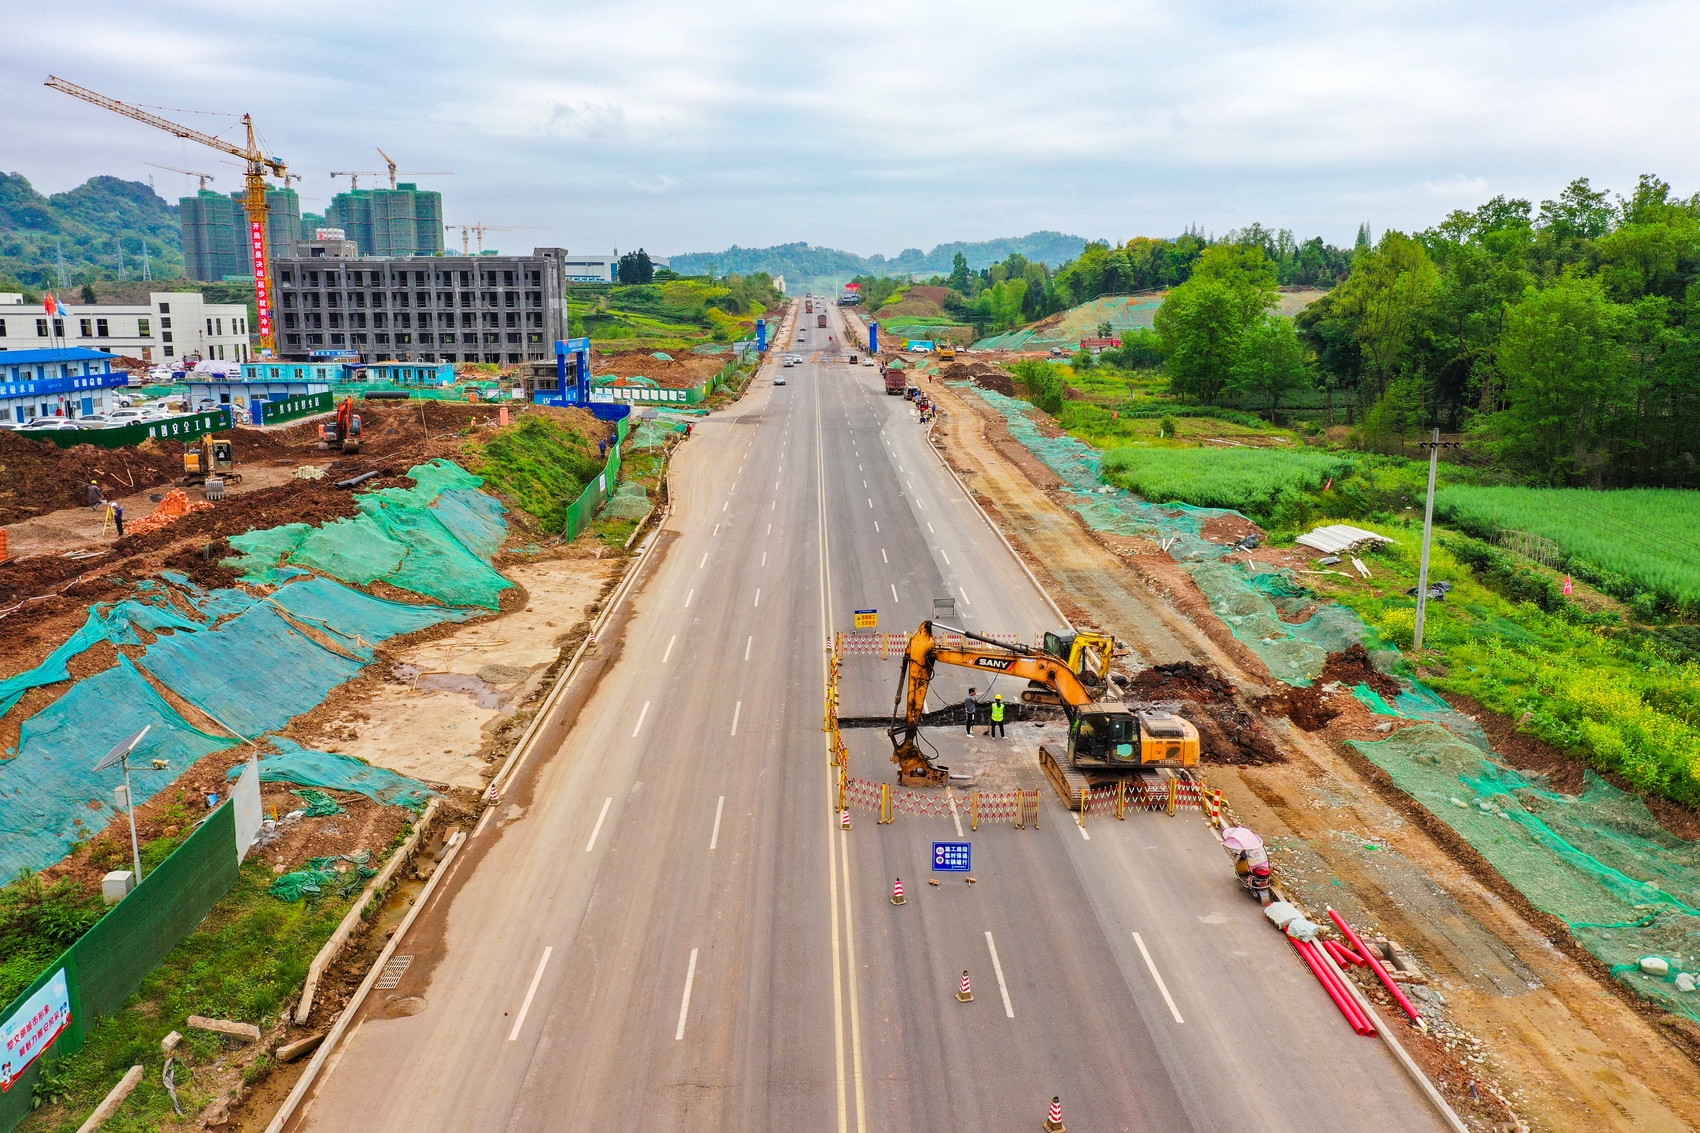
[933,841,972,872]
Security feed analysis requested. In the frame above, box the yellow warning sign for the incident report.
[853,609,878,629]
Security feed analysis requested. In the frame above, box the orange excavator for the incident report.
[888,621,1200,787]
[319,397,363,453]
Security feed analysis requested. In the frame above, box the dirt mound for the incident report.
[1201,514,1265,544]
[1320,644,1400,700]
[112,479,365,558]
[0,432,182,525]
[1258,685,1340,731]
[1122,662,1282,764]
[160,538,241,590]
[593,350,724,389]
[939,360,1017,397]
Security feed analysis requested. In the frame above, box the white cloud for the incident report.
[2,0,1698,256]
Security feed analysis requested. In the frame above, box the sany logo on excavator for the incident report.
[973,657,1015,670]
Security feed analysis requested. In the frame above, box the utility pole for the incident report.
[1412,428,1462,651]
[55,241,70,289]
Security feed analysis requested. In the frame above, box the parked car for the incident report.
[19,418,82,431]
[105,408,153,424]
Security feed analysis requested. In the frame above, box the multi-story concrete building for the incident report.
[272,246,570,364]
[0,293,252,365]
[560,253,617,282]
[325,185,444,258]
[181,186,313,281]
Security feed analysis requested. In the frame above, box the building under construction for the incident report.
[181,186,316,280]
[272,242,569,364]
[179,183,437,279]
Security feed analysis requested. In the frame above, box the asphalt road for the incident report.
[294,302,1445,1132]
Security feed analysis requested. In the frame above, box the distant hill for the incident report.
[668,231,1088,286]
[0,173,184,289]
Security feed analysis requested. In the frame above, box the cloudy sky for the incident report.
[3,0,1698,258]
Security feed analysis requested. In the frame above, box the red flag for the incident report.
[1323,477,1333,492]
[43,293,59,318]
[1563,574,1573,596]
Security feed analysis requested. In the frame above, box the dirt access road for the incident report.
[923,374,1700,1133]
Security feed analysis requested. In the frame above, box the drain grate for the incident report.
[376,955,413,990]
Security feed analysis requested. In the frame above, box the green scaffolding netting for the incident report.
[231,738,434,809]
[224,459,514,609]
[1352,725,1700,1021]
[600,481,651,520]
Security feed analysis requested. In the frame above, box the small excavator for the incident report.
[887,620,1200,787]
[179,434,240,486]
[319,397,363,453]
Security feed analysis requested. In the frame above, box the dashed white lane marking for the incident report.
[881,548,888,563]
[507,946,553,1041]
[700,552,708,568]
[631,701,651,739]
[685,589,695,608]
[663,635,676,663]
[867,499,873,508]
[961,587,972,606]
[891,583,899,603]
[745,636,753,661]
[927,522,935,533]
[711,796,725,850]
[762,552,768,566]
[731,700,742,735]
[1133,932,1185,1024]
[985,933,1015,1018]
[754,589,761,607]
[940,550,950,565]
[874,522,880,532]
[675,948,699,1040]
[586,796,613,850]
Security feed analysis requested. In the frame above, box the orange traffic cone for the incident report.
[957,970,973,1002]
[1044,1095,1065,1131]
[891,878,905,905]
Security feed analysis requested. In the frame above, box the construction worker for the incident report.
[989,694,1006,738]
[963,688,978,735]
[87,480,103,509]
[112,503,124,539]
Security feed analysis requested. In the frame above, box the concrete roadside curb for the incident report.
[264,828,467,1133]
[292,798,444,1025]
[919,399,1074,631]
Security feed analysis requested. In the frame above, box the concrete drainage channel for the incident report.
[261,514,672,1133]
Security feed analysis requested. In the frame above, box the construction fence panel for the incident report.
[0,802,241,1133]
[40,409,233,451]
[562,417,631,540]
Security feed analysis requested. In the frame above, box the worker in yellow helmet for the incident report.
[990,694,1006,739]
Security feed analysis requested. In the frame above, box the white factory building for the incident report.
[0,292,253,365]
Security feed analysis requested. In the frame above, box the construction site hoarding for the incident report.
[37,409,233,450]
[251,390,333,426]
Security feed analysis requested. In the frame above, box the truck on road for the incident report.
[882,366,906,395]
[817,313,827,328]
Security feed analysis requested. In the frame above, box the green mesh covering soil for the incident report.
[1352,725,1700,1021]
[600,481,652,520]
[962,385,1372,683]
[231,739,434,809]
[224,459,513,609]
[965,380,1700,1019]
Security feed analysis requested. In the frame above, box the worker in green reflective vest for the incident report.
[989,694,1006,738]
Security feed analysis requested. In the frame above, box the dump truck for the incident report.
[817,313,827,328]
[887,621,1199,787]
[883,366,906,396]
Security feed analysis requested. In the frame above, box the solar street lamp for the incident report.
[94,725,152,882]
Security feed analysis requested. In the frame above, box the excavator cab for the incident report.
[1068,703,1198,767]
[1025,630,1115,704]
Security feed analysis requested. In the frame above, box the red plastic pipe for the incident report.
[1312,941,1378,1036]
[1328,907,1423,1023]
[1291,936,1374,1035]
[1325,939,1366,967]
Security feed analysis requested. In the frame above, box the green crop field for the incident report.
[1435,486,1700,611]
[1100,445,1351,514]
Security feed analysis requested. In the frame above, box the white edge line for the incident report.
[675,948,699,1040]
[986,932,1014,1018]
[710,795,725,850]
[472,807,494,838]
[507,946,553,1041]
[585,796,613,852]
[1133,932,1184,1024]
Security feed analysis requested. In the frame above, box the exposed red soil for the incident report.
[1201,513,1265,544]
[1123,661,1283,764]
[1319,644,1401,700]
[0,431,183,524]
[939,360,1018,396]
[592,349,725,389]
[1257,684,1341,731]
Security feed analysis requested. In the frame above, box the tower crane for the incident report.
[329,170,385,191]
[374,148,453,191]
[144,161,217,191]
[47,74,286,356]
[444,224,546,255]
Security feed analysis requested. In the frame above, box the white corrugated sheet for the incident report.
[1296,524,1396,555]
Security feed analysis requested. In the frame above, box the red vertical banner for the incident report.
[250,218,273,355]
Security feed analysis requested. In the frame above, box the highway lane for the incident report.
[294,297,1446,1133]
